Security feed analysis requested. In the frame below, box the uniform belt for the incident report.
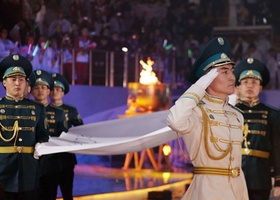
[193,166,240,177]
[2,127,35,132]
[0,146,34,153]
[242,148,270,159]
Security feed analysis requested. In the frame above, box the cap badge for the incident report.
[247,58,254,64]
[217,37,224,45]
[12,67,21,72]
[12,55,19,60]
[36,70,42,75]
[221,53,227,59]
[246,70,254,75]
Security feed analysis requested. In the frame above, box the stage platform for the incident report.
[31,85,279,200]
[56,164,193,200]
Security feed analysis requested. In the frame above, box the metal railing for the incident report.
[59,48,177,89]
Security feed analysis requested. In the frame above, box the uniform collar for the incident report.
[5,94,24,102]
[239,99,260,107]
[203,92,226,105]
[50,101,63,107]
[52,103,63,106]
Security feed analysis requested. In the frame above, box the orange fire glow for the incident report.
[139,57,160,85]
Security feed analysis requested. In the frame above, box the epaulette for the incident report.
[26,99,45,107]
[49,104,64,111]
[229,103,244,113]
[62,103,77,110]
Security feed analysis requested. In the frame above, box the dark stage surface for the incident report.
[56,164,193,200]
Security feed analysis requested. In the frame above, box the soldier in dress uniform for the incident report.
[0,54,49,200]
[166,37,249,200]
[49,73,83,200]
[29,69,68,200]
[234,57,280,199]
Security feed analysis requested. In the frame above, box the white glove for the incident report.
[33,142,41,160]
[195,68,218,90]
[228,93,238,105]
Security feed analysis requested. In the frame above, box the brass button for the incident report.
[16,146,23,153]
[244,148,251,155]
[231,168,240,177]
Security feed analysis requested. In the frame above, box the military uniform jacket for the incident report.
[0,96,49,192]
[39,104,68,176]
[60,103,83,128]
[167,84,249,200]
[56,103,84,170]
[236,100,280,190]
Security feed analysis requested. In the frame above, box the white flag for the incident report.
[37,110,177,155]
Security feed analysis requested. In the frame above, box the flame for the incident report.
[139,57,159,85]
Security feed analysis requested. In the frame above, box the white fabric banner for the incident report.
[37,110,177,155]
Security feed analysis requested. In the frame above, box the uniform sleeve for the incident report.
[57,109,68,134]
[36,106,49,143]
[70,107,83,127]
[166,84,205,135]
[271,109,280,186]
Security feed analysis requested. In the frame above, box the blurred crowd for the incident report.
[0,0,280,88]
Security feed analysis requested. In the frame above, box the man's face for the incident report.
[3,76,27,98]
[31,84,50,102]
[50,87,64,101]
[206,64,236,99]
[236,78,262,102]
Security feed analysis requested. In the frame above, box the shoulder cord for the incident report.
[177,104,232,161]
[0,120,19,146]
[243,123,249,149]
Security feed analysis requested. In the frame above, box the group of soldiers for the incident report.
[0,54,83,200]
[0,34,280,200]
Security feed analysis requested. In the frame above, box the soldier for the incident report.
[0,54,49,200]
[166,37,249,199]
[49,73,83,200]
[29,69,68,200]
[234,57,280,199]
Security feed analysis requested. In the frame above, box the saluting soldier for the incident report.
[166,37,249,199]
[0,54,49,200]
[50,73,83,200]
[234,58,280,199]
[29,69,68,200]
